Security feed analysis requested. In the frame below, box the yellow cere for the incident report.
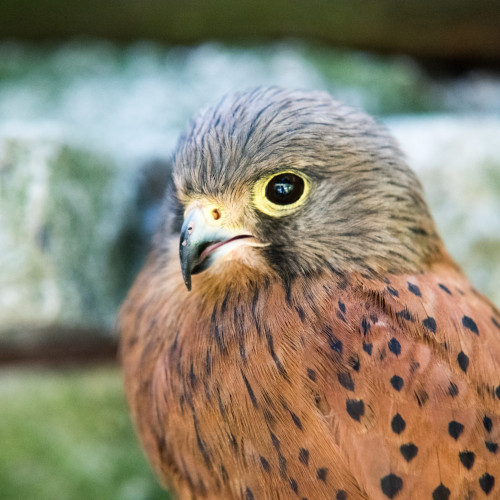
[252,170,310,217]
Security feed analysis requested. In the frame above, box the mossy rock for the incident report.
[0,135,136,336]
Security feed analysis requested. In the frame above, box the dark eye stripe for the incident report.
[265,173,305,205]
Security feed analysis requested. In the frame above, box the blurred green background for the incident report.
[1,3,500,500]
[0,366,166,499]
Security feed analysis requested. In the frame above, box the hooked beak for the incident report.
[179,207,259,291]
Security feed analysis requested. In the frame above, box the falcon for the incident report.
[120,87,500,499]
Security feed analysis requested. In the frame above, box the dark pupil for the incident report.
[266,173,304,205]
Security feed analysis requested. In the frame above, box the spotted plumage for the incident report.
[120,87,500,499]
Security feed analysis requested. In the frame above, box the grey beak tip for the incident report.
[180,254,192,291]
[179,230,193,291]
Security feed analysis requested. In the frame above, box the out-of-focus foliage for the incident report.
[0,366,167,500]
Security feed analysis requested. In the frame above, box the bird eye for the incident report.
[265,173,305,205]
[253,170,310,217]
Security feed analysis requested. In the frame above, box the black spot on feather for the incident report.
[457,351,469,373]
[462,315,479,335]
[317,468,328,482]
[338,372,355,391]
[270,432,280,451]
[396,308,415,322]
[380,473,403,498]
[349,354,360,371]
[260,455,270,472]
[432,483,450,500]
[390,375,404,391]
[400,443,418,462]
[346,399,364,421]
[485,441,498,453]
[299,448,309,466]
[448,381,459,397]
[415,389,429,407]
[408,282,421,296]
[290,411,303,430]
[361,317,370,335]
[423,316,437,333]
[484,415,493,433]
[391,413,405,434]
[479,473,495,494]
[388,337,401,356]
[448,420,464,440]
[323,325,343,354]
[459,450,475,469]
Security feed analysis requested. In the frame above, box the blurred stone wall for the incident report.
[0,42,499,355]
[0,139,126,329]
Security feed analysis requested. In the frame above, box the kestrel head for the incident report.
[166,87,442,290]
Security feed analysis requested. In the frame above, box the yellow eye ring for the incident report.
[253,170,310,217]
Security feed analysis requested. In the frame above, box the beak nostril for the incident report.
[211,208,221,221]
